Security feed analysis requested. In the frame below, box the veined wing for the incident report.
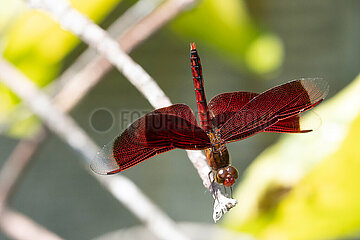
[208,90,316,134]
[208,91,258,128]
[91,104,211,174]
[218,79,329,142]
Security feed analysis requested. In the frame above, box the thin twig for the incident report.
[33,0,236,220]
[103,0,164,38]
[0,8,234,240]
[0,0,197,207]
[27,0,235,214]
[54,0,164,92]
[2,0,176,119]
[0,58,190,240]
[0,207,64,240]
[0,1,200,239]
[0,128,48,210]
[29,0,171,108]
[0,0,169,211]
[185,150,237,222]
[54,0,196,111]
[119,0,196,52]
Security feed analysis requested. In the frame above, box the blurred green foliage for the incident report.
[224,74,360,240]
[172,0,283,75]
[0,0,121,137]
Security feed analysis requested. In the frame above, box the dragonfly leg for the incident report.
[208,171,221,203]
[223,185,227,196]
[230,186,233,198]
[207,171,214,184]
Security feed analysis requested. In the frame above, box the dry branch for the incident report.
[0,129,47,209]
[0,5,235,240]
[0,58,190,240]
[0,1,200,239]
[54,0,198,112]
[27,0,237,220]
[0,1,206,239]
[29,0,171,109]
[0,207,64,240]
[0,0,193,210]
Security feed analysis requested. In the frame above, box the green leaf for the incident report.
[171,0,283,75]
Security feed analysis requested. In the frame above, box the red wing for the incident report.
[91,104,211,174]
[219,78,329,142]
[91,140,174,175]
[207,91,311,133]
[208,91,258,128]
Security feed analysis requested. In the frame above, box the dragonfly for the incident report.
[91,43,329,190]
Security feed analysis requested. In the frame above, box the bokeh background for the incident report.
[1,0,360,239]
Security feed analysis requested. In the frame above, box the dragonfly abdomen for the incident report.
[190,43,212,132]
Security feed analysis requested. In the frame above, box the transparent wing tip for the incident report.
[299,78,330,102]
[90,143,120,175]
[299,111,322,132]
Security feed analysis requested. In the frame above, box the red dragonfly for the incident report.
[92,43,329,188]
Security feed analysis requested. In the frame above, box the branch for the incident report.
[185,150,237,222]
[118,0,197,52]
[29,0,170,108]
[29,0,236,221]
[0,129,47,209]
[0,1,215,239]
[0,8,234,240]
[0,0,195,209]
[0,207,64,240]
[53,0,164,96]
[0,58,189,240]
[54,0,198,111]
[0,1,206,239]
[93,222,256,240]
[27,0,237,220]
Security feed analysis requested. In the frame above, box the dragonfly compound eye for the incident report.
[225,166,239,179]
[216,166,238,187]
[223,176,236,187]
[215,168,226,184]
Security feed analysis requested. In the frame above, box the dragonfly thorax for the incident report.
[204,130,239,187]
[204,145,229,170]
[204,130,229,170]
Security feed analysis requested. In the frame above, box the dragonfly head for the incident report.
[215,166,239,187]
